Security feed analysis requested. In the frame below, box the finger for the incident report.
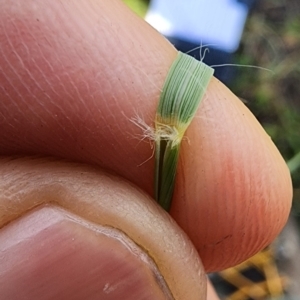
[207,280,220,300]
[1,207,175,300]
[0,0,292,271]
[0,157,206,300]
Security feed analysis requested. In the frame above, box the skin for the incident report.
[0,0,292,299]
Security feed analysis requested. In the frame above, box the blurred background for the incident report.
[124,0,300,299]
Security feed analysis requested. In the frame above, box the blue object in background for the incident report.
[146,0,256,84]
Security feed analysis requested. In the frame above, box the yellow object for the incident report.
[123,0,149,17]
[218,247,288,300]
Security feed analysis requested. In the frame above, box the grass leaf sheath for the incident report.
[155,51,214,211]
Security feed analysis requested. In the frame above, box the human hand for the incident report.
[0,0,292,299]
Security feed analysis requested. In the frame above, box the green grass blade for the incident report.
[154,52,214,211]
[155,140,180,211]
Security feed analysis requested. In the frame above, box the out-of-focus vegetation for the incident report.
[232,0,300,214]
[123,0,149,17]
[234,1,300,192]
[124,0,300,205]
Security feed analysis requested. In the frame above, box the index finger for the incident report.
[0,0,292,271]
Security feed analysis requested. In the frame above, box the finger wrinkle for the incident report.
[1,1,115,140]
[0,0,173,194]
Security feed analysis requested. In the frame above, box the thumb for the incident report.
[0,157,206,300]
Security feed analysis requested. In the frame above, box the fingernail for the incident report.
[0,205,173,300]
